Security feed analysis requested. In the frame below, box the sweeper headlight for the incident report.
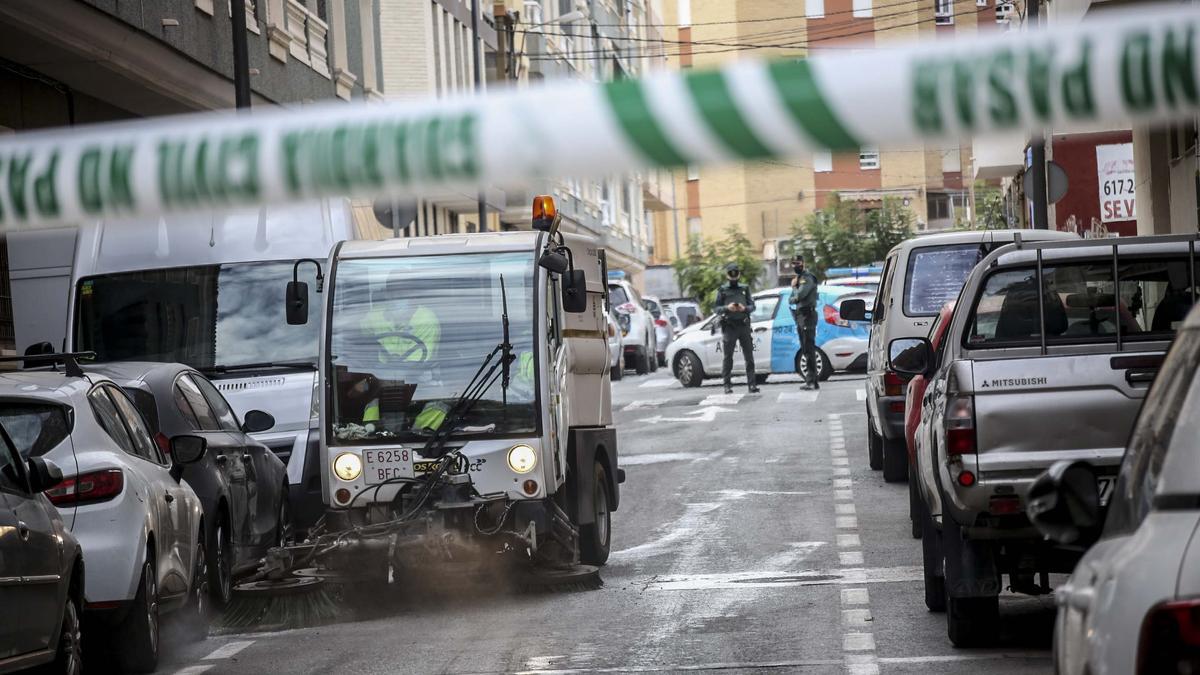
[333,452,362,481]
[507,444,538,474]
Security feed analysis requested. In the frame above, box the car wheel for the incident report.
[208,518,233,608]
[868,424,883,471]
[920,501,946,612]
[675,351,704,388]
[579,461,612,566]
[181,529,210,642]
[657,352,667,368]
[882,435,908,483]
[634,347,650,375]
[816,348,834,381]
[908,467,922,539]
[116,559,159,673]
[36,590,81,675]
[610,352,623,381]
[649,350,659,372]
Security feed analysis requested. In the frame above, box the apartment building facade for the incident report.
[653,0,1011,274]
[0,0,385,354]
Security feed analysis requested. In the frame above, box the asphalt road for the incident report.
[156,372,1056,675]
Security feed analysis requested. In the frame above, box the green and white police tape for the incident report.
[0,3,1198,231]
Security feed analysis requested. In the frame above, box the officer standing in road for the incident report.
[789,255,820,390]
[714,262,759,395]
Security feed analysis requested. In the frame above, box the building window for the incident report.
[853,0,872,18]
[976,0,987,6]
[995,1,1015,22]
[686,164,700,181]
[687,216,702,237]
[859,147,880,170]
[813,150,833,173]
[935,0,953,24]
[928,194,952,221]
[941,149,961,173]
[806,0,825,19]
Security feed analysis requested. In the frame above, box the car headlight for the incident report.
[333,452,362,481]
[507,444,538,474]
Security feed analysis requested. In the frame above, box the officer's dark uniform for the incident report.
[714,265,758,393]
[789,263,820,388]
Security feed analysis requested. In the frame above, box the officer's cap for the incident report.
[724,262,741,272]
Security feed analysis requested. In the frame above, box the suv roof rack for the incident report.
[0,352,96,378]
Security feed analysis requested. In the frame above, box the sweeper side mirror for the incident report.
[286,258,325,326]
[562,270,588,313]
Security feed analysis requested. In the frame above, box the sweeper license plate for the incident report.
[361,447,414,483]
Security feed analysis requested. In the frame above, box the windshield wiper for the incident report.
[200,359,318,374]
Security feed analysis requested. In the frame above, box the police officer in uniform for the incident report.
[714,262,759,394]
[789,255,820,390]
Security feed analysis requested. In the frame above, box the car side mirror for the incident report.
[1027,460,1103,546]
[25,457,63,493]
[889,337,932,379]
[562,270,588,313]
[286,281,309,326]
[170,435,207,466]
[242,410,276,434]
[839,298,868,322]
[538,251,569,275]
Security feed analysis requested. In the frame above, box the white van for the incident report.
[843,229,1077,484]
[13,199,358,530]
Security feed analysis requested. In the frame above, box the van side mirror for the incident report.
[286,281,309,325]
[562,270,588,313]
[1027,460,1103,546]
[839,298,869,322]
[538,251,569,275]
[888,337,931,379]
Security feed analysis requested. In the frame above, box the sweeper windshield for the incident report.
[327,251,538,443]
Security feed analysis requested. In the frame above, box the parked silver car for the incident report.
[1028,299,1200,675]
[0,355,208,672]
[898,234,1195,647]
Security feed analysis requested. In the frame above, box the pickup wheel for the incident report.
[882,435,908,483]
[867,424,883,471]
[579,461,611,566]
[675,351,704,388]
[946,595,999,647]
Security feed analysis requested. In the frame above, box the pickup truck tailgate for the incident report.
[971,352,1162,475]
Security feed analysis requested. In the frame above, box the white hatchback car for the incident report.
[608,279,658,375]
[1027,304,1200,675]
[0,356,207,673]
[606,308,624,381]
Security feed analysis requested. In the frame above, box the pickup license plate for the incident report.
[1098,476,1116,506]
[361,448,412,484]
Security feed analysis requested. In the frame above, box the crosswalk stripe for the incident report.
[778,391,819,403]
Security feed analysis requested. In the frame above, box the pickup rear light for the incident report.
[1138,599,1200,674]
[884,371,905,397]
[945,395,977,455]
[46,469,124,506]
[824,304,848,327]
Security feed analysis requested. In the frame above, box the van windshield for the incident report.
[904,244,987,316]
[75,262,321,371]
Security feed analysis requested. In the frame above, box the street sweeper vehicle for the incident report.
[247,196,623,595]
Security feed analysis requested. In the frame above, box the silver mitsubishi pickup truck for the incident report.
[894,233,1198,647]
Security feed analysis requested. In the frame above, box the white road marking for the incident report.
[832,457,849,466]
[622,399,668,411]
[173,667,214,675]
[639,566,922,590]
[638,377,678,388]
[834,467,851,476]
[202,640,255,660]
[512,658,846,674]
[639,405,734,424]
[836,516,858,529]
[835,503,856,515]
[699,392,744,406]
[842,588,870,605]
[611,502,724,560]
[843,633,876,651]
[876,653,1051,664]
[777,391,819,403]
[837,534,861,548]
[857,388,867,401]
[833,479,853,488]
[716,489,812,499]
[842,608,873,628]
[839,551,865,566]
[835,489,854,501]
